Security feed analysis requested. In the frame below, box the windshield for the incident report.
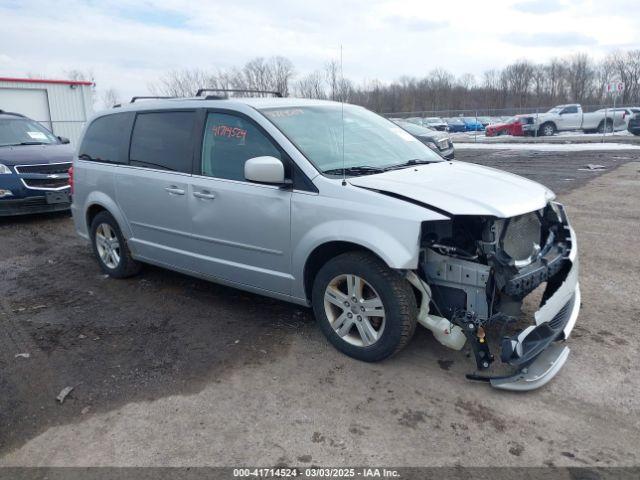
[261,105,443,174]
[0,117,58,147]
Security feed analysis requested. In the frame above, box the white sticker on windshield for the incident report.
[389,127,418,142]
[27,131,47,140]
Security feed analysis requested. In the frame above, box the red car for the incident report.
[485,115,534,137]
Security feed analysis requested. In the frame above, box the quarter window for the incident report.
[79,113,133,163]
[201,113,283,181]
[129,111,195,173]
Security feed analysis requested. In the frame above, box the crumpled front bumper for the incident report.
[490,226,580,391]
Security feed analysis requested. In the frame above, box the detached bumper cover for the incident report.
[491,343,570,391]
[491,226,580,391]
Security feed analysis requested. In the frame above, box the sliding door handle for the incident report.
[165,186,185,195]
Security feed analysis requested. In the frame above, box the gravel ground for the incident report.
[1,149,639,467]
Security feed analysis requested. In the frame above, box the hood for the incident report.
[349,161,555,218]
[534,112,554,123]
[0,143,74,166]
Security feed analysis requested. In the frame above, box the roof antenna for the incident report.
[340,45,347,187]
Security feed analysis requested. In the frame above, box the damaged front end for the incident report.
[408,202,580,391]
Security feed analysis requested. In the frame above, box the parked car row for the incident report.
[392,104,640,136]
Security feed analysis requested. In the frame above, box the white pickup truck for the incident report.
[533,104,626,136]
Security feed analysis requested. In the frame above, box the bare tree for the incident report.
[294,71,326,99]
[324,60,340,101]
[271,56,295,96]
[608,49,640,104]
[100,88,121,109]
[503,60,534,108]
[150,69,210,97]
[545,59,566,104]
[64,69,95,83]
[566,53,593,103]
[148,49,640,116]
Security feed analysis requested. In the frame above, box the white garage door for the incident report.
[0,88,52,131]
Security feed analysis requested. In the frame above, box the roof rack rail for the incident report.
[195,88,283,98]
[130,96,177,103]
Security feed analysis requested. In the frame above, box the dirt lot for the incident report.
[1,149,639,467]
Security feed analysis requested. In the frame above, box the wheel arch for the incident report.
[303,241,401,303]
[83,192,132,240]
[86,203,107,230]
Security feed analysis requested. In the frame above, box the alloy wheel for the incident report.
[95,223,121,269]
[323,274,386,347]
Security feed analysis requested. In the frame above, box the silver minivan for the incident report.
[71,94,580,390]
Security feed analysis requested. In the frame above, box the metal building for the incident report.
[0,77,94,145]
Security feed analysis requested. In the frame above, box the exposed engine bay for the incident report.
[408,201,579,390]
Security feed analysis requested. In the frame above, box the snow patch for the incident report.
[455,142,640,151]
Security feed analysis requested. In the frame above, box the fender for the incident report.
[82,191,132,240]
[291,219,422,300]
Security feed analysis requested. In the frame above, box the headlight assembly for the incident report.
[0,164,13,174]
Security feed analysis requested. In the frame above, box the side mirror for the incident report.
[244,156,286,185]
[57,136,70,144]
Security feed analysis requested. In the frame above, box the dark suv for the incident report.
[628,112,640,136]
[0,110,73,216]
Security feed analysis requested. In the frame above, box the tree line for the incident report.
[146,49,640,115]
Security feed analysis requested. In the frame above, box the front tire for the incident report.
[90,211,141,278]
[539,122,556,136]
[312,251,417,362]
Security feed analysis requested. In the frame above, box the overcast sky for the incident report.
[1,0,638,104]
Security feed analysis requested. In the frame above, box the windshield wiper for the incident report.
[382,159,439,171]
[4,141,48,146]
[323,165,386,176]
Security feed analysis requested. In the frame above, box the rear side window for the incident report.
[201,112,283,181]
[79,113,133,163]
[129,111,195,173]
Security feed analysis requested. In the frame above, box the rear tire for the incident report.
[90,211,141,278]
[311,251,417,362]
[597,120,613,134]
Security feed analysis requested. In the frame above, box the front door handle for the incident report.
[165,186,185,195]
[193,190,216,200]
